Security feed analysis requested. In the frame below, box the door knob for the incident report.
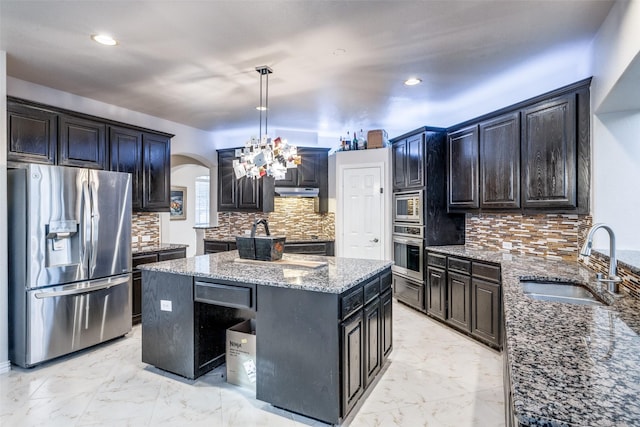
[371,238,379,243]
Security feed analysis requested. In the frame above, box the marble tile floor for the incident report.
[0,301,505,427]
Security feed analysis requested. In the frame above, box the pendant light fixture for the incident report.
[233,66,300,180]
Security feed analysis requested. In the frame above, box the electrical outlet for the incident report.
[132,236,139,243]
[502,241,513,250]
[160,300,172,312]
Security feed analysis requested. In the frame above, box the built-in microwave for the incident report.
[393,190,423,224]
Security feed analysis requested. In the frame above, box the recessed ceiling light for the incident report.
[256,106,268,111]
[404,77,422,86]
[333,48,347,56]
[91,34,118,46]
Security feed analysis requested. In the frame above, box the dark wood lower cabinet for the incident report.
[381,289,393,359]
[426,266,446,320]
[132,247,186,324]
[471,278,501,346]
[342,311,364,416]
[364,299,381,388]
[132,253,159,325]
[204,240,237,254]
[447,271,471,332]
[426,251,502,350]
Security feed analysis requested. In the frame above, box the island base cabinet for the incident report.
[381,289,393,359]
[342,311,365,416]
[256,268,392,425]
[142,271,195,378]
[256,286,342,425]
[142,271,253,379]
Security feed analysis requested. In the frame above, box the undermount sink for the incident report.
[520,281,604,306]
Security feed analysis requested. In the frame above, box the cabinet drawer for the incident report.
[427,252,447,268]
[132,253,158,269]
[364,277,380,305]
[204,241,232,253]
[284,242,327,255]
[380,269,392,293]
[472,262,501,283]
[448,257,471,275]
[194,281,253,309]
[341,286,364,320]
[393,274,424,311]
[158,249,186,261]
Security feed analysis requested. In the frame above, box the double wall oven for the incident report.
[392,190,426,311]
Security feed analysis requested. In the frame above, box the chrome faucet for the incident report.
[580,223,622,293]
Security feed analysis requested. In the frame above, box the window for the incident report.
[194,175,210,225]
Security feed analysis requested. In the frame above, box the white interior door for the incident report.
[341,166,384,260]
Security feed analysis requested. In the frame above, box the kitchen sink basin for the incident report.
[520,281,604,306]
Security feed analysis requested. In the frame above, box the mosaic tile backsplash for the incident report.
[464,213,591,260]
[204,198,335,241]
[131,212,160,246]
[465,212,640,299]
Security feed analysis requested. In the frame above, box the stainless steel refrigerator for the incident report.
[8,164,132,367]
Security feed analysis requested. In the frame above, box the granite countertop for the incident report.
[132,243,189,256]
[426,245,640,427]
[139,250,392,294]
[204,237,335,243]
[596,248,640,275]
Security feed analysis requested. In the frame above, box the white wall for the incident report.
[590,0,640,251]
[1,51,10,374]
[161,164,210,257]
[592,112,640,250]
[7,77,215,165]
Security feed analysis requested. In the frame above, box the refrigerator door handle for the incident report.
[34,275,130,299]
[81,176,91,270]
[89,178,99,275]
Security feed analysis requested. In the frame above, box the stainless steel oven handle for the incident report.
[34,276,130,299]
[393,237,422,245]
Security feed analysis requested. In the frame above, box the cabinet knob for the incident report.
[371,238,379,243]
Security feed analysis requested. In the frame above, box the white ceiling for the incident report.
[1,0,615,138]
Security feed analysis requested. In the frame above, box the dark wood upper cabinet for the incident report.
[7,100,57,165]
[109,126,143,210]
[521,94,577,210]
[58,114,106,169]
[446,78,590,214]
[392,132,424,190]
[405,133,424,188]
[479,112,521,209]
[8,97,173,213]
[142,133,171,211]
[447,125,479,209]
[217,148,274,212]
[392,141,407,189]
[275,147,327,188]
[109,128,171,212]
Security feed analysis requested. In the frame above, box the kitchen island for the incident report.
[139,251,393,425]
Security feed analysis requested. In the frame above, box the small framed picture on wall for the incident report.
[170,186,187,220]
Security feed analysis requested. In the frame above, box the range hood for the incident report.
[274,187,320,197]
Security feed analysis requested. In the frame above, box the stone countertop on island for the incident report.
[426,245,640,427]
[139,250,392,294]
[132,243,189,256]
